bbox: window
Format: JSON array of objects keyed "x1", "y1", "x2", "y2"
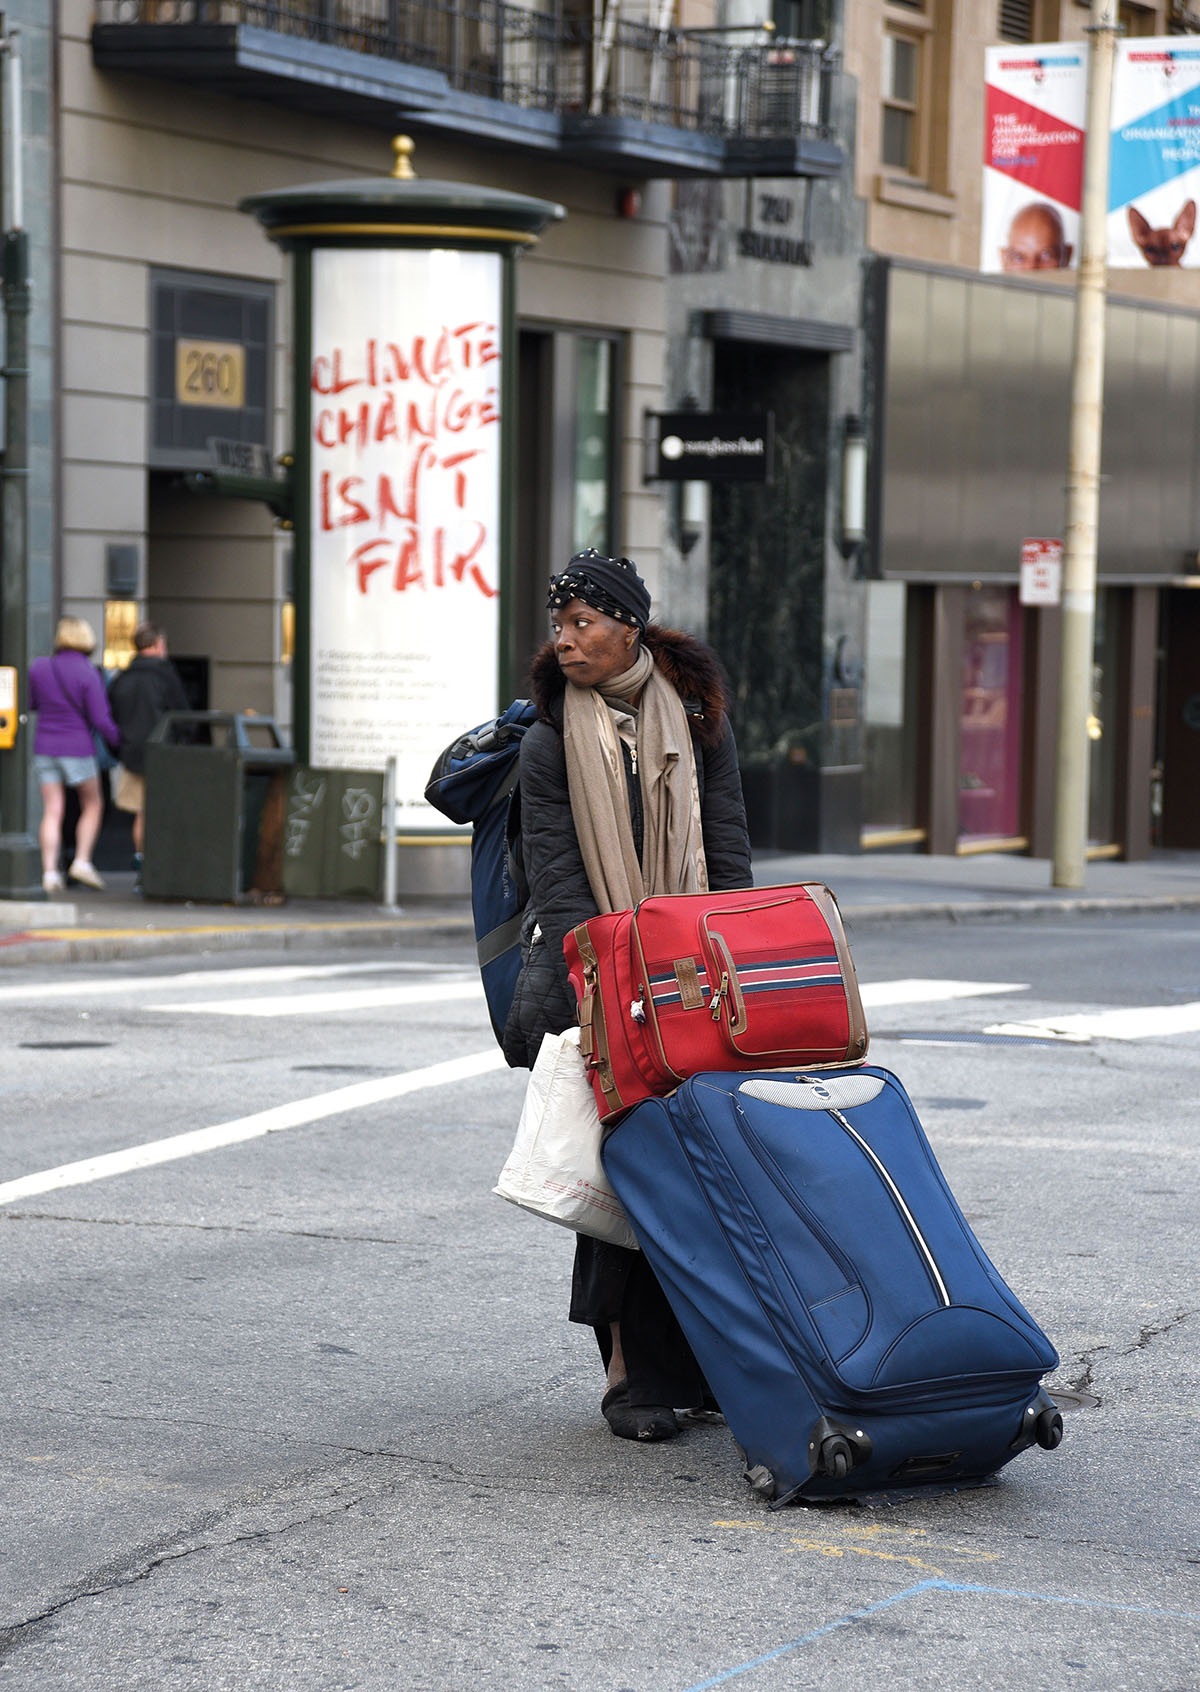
[
  {"x1": 998, "y1": 0, "x2": 1034, "y2": 41},
  {"x1": 572, "y1": 337, "x2": 616, "y2": 555},
  {"x1": 103, "y1": 600, "x2": 139, "y2": 672},
  {"x1": 771, "y1": 0, "x2": 832, "y2": 40},
  {"x1": 149, "y1": 268, "x2": 273, "y2": 473},
  {"x1": 882, "y1": 31, "x2": 922, "y2": 171},
  {"x1": 1118, "y1": 1, "x2": 1159, "y2": 36},
  {"x1": 958, "y1": 587, "x2": 1025, "y2": 843}
]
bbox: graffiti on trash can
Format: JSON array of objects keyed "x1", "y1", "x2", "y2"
[
  {"x1": 340, "y1": 787, "x2": 377, "y2": 860},
  {"x1": 285, "y1": 770, "x2": 328, "y2": 859}
]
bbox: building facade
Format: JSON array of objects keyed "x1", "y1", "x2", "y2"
[
  {"x1": 0, "y1": 0, "x2": 868, "y2": 887},
  {"x1": 846, "y1": 0, "x2": 1200, "y2": 859},
  {"x1": 2, "y1": 0, "x2": 1195, "y2": 893}
]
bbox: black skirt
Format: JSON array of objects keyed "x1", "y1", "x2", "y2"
[{"x1": 570, "y1": 1235, "x2": 709, "y2": 1410}]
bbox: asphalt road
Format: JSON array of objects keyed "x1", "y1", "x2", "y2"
[{"x1": 2, "y1": 915, "x2": 1198, "y2": 1690}]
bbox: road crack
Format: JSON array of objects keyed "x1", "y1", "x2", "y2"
[
  {"x1": 0, "y1": 1209, "x2": 420, "y2": 1248},
  {"x1": 0, "y1": 1448, "x2": 677, "y2": 1655},
  {"x1": 1062, "y1": 1308, "x2": 1192, "y2": 1395}
]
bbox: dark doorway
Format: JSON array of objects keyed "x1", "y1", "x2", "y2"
[
  {"x1": 708, "y1": 342, "x2": 832, "y2": 847},
  {"x1": 709, "y1": 343, "x2": 829, "y2": 756},
  {"x1": 1157, "y1": 588, "x2": 1200, "y2": 847}
]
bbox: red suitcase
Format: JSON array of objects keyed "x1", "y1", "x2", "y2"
[{"x1": 564, "y1": 883, "x2": 868, "y2": 1121}]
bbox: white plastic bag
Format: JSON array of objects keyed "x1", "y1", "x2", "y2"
[{"x1": 493, "y1": 1027, "x2": 639, "y2": 1251}]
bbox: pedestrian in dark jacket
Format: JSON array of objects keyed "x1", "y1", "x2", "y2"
[
  {"x1": 28, "y1": 617, "x2": 121, "y2": 893},
  {"x1": 503, "y1": 550, "x2": 752, "y2": 1444},
  {"x1": 107, "y1": 623, "x2": 190, "y2": 871}
]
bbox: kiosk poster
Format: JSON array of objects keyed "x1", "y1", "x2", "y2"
[
  {"x1": 308, "y1": 246, "x2": 502, "y2": 819},
  {"x1": 982, "y1": 45, "x2": 1086, "y2": 274},
  {"x1": 1109, "y1": 40, "x2": 1200, "y2": 268}
]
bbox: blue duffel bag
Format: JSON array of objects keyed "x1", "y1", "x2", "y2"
[{"x1": 424, "y1": 699, "x2": 538, "y2": 1045}]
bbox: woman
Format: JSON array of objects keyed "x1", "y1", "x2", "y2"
[
  {"x1": 504, "y1": 549, "x2": 752, "y2": 1443},
  {"x1": 28, "y1": 617, "x2": 121, "y2": 894}
]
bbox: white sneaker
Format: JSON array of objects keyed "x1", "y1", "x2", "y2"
[
  {"x1": 67, "y1": 860, "x2": 105, "y2": 890},
  {"x1": 42, "y1": 870, "x2": 65, "y2": 894}
]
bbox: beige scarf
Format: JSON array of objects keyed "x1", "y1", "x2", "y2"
[{"x1": 562, "y1": 645, "x2": 709, "y2": 914}]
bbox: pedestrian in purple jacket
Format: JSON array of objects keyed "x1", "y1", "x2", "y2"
[{"x1": 27, "y1": 617, "x2": 121, "y2": 894}]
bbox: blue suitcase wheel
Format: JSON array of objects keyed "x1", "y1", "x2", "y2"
[
  {"x1": 1035, "y1": 1408, "x2": 1064, "y2": 1450},
  {"x1": 819, "y1": 1435, "x2": 853, "y2": 1478},
  {"x1": 808, "y1": 1417, "x2": 872, "y2": 1481}
]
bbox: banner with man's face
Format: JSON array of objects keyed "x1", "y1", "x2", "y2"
[{"x1": 981, "y1": 46, "x2": 1085, "y2": 276}]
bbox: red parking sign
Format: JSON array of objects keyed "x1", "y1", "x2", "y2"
[{"x1": 1020, "y1": 538, "x2": 1062, "y2": 605}]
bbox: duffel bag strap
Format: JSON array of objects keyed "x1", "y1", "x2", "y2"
[{"x1": 574, "y1": 930, "x2": 623, "y2": 1118}]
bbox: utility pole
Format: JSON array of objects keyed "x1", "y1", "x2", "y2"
[
  {"x1": 0, "y1": 18, "x2": 38, "y2": 900},
  {"x1": 1052, "y1": 0, "x2": 1118, "y2": 889}
]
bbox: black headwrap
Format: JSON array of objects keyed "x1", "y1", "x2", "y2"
[{"x1": 546, "y1": 549, "x2": 652, "y2": 630}]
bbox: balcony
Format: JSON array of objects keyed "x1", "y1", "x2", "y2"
[{"x1": 92, "y1": 0, "x2": 845, "y2": 179}]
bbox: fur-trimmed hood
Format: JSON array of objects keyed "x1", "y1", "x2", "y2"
[{"x1": 528, "y1": 623, "x2": 731, "y2": 750}]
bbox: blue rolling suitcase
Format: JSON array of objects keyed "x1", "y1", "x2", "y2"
[{"x1": 601, "y1": 1066, "x2": 1063, "y2": 1504}]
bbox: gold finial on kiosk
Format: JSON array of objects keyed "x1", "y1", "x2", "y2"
[{"x1": 391, "y1": 136, "x2": 416, "y2": 180}]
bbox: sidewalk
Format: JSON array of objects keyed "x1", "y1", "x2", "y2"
[{"x1": 3, "y1": 847, "x2": 1200, "y2": 967}]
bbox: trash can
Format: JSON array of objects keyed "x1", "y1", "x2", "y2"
[{"x1": 142, "y1": 712, "x2": 295, "y2": 902}]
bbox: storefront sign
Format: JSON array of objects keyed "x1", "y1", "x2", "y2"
[
  {"x1": 308, "y1": 246, "x2": 501, "y2": 813},
  {"x1": 1019, "y1": 537, "x2": 1063, "y2": 604},
  {"x1": 737, "y1": 190, "x2": 810, "y2": 266},
  {"x1": 652, "y1": 411, "x2": 773, "y2": 482},
  {"x1": 207, "y1": 437, "x2": 273, "y2": 477}
]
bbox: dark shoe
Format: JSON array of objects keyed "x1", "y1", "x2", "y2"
[{"x1": 601, "y1": 1382, "x2": 679, "y2": 1442}]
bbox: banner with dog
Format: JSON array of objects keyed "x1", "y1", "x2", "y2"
[
  {"x1": 983, "y1": 40, "x2": 1199, "y2": 273},
  {"x1": 1109, "y1": 40, "x2": 1200, "y2": 269}
]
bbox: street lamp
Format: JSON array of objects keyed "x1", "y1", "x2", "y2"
[{"x1": 840, "y1": 414, "x2": 867, "y2": 557}]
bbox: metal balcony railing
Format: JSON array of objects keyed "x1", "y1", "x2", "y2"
[{"x1": 94, "y1": 0, "x2": 838, "y2": 141}]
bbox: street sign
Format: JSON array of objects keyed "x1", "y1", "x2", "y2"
[
  {"x1": 207, "y1": 437, "x2": 274, "y2": 477},
  {"x1": 649, "y1": 411, "x2": 773, "y2": 482},
  {"x1": 1020, "y1": 537, "x2": 1063, "y2": 605}
]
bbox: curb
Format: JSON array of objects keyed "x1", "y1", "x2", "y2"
[
  {"x1": 2, "y1": 889, "x2": 1199, "y2": 966},
  {"x1": 0, "y1": 911, "x2": 475, "y2": 967},
  {"x1": 837, "y1": 893, "x2": 1200, "y2": 928}
]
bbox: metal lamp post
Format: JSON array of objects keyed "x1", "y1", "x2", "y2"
[{"x1": 0, "y1": 23, "x2": 38, "y2": 900}]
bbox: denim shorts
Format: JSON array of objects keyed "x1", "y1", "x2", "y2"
[{"x1": 33, "y1": 752, "x2": 98, "y2": 787}]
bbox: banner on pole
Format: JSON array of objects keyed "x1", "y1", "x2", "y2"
[
  {"x1": 981, "y1": 46, "x2": 1086, "y2": 274},
  {"x1": 1108, "y1": 40, "x2": 1200, "y2": 269}
]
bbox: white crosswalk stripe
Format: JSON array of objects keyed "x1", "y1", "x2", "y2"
[
  {"x1": 858, "y1": 979, "x2": 1028, "y2": 1007},
  {"x1": 0, "y1": 960, "x2": 469, "y2": 1004},
  {"x1": 986, "y1": 1003, "x2": 1200, "y2": 1041},
  {"x1": 0, "y1": 1048, "x2": 508, "y2": 1207},
  {"x1": 152, "y1": 981, "x2": 485, "y2": 1016},
  {"x1": 9, "y1": 962, "x2": 1199, "y2": 1042}
]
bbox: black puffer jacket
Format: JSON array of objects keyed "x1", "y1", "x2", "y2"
[{"x1": 501, "y1": 625, "x2": 752, "y2": 1069}]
